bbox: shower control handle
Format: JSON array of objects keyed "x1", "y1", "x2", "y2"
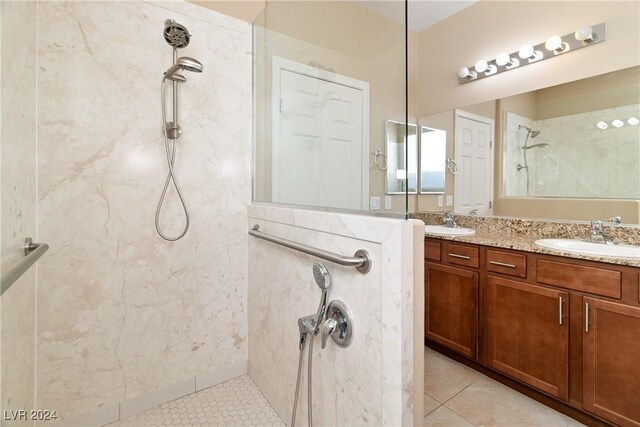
[{"x1": 321, "y1": 318, "x2": 338, "y2": 349}]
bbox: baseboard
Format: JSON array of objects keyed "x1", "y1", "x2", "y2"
[{"x1": 59, "y1": 360, "x2": 248, "y2": 427}]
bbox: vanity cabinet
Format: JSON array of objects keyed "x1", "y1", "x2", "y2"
[
  {"x1": 424, "y1": 237, "x2": 640, "y2": 426},
  {"x1": 425, "y1": 263, "x2": 477, "y2": 358},
  {"x1": 583, "y1": 298, "x2": 640, "y2": 427},
  {"x1": 485, "y1": 276, "x2": 569, "y2": 400}
]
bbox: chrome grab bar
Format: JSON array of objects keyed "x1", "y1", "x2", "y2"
[
  {"x1": 1, "y1": 237, "x2": 50, "y2": 296},
  {"x1": 248, "y1": 225, "x2": 371, "y2": 273}
]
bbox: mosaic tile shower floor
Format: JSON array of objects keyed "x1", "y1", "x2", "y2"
[{"x1": 107, "y1": 376, "x2": 284, "y2": 427}]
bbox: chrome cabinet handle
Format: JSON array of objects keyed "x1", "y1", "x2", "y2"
[
  {"x1": 585, "y1": 302, "x2": 590, "y2": 332},
  {"x1": 489, "y1": 260, "x2": 517, "y2": 268},
  {"x1": 558, "y1": 296, "x2": 564, "y2": 325},
  {"x1": 449, "y1": 253, "x2": 471, "y2": 260}
]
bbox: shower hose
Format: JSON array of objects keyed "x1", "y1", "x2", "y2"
[
  {"x1": 291, "y1": 329, "x2": 315, "y2": 427},
  {"x1": 155, "y1": 79, "x2": 190, "y2": 241}
]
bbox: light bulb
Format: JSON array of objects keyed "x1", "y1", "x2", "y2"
[
  {"x1": 612, "y1": 119, "x2": 624, "y2": 128},
  {"x1": 627, "y1": 117, "x2": 639, "y2": 126},
  {"x1": 575, "y1": 25, "x2": 594, "y2": 42},
  {"x1": 596, "y1": 121, "x2": 608, "y2": 130},
  {"x1": 457, "y1": 66, "x2": 475, "y2": 79},
  {"x1": 519, "y1": 44, "x2": 534, "y2": 59},
  {"x1": 545, "y1": 36, "x2": 566, "y2": 53},
  {"x1": 496, "y1": 53, "x2": 511, "y2": 66},
  {"x1": 475, "y1": 60, "x2": 488, "y2": 73}
]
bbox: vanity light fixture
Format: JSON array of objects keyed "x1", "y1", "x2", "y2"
[
  {"x1": 496, "y1": 52, "x2": 519, "y2": 68},
  {"x1": 545, "y1": 35, "x2": 568, "y2": 53},
  {"x1": 457, "y1": 66, "x2": 477, "y2": 80},
  {"x1": 518, "y1": 44, "x2": 543, "y2": 62},
  {"x1": 474, "y1": 59, "x2": 497, "y2": 75},
  {"x1": 611, "y1": 119, "x2": 624, "y2": 128},
  {"x1": 457, "y1": 23, "x2": 605, "y2": 84},
  {"x1": 575, "y1": 25, "x2": 596, "y2": 43},
  {"x1": 627, "y1": 117, "x2": 639, "y2": 126},
  {"x1": 596, "y1": 121, "x2": 608, "y2": 130}
]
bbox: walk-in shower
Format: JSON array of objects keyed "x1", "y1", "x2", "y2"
[
  {"x1": 155, "y1": 19, "x2": 204, "y2": 241},
  {"x1": 516, "y1": 124, "x2": 548, "y2": 195}
]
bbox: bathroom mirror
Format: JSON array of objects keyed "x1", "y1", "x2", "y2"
[
  {"x1": 385, "y1": 120, "x2": 418, "y2": 194},
  {"x1": 413, "y1": 66, "x2": 640, "y2": 224},
  {"x1": 419, "y1": 126, "x2": 446, "y2": 194}
]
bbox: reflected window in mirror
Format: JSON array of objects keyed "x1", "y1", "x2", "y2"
[
  {"x1": 419, "y1": 126, "x2": 446, "y2": 194},
  {"x1": 385, "y1": 120, "x2": 418, "y2": 194}
]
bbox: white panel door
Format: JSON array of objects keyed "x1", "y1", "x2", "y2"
[
  {"x1": 272, "y1": 58, "x2": 369, "y2": 210},
  {"x1": 454, "y1": 111, "x2": 494, "y2": 215}
]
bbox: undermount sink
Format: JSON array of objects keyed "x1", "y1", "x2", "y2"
[
  {"x1": 424, "y1": 225, "x2": 476, "y2": 236},
  {"x1": 535, "y1": 239, "x2": 640, "y2": 259}
]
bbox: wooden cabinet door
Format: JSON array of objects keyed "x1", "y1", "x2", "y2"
[
  {"x1": 426, "y1": 263, "x2": 478, "y2": 358},
  {"x1": 583, "y1": 298, "x2": 640, "y2": 427},
  {"x1": 485, "y1": 276, "x2": 569, "y2": 400}
]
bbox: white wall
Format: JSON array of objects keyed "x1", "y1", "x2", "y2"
[
  {"x1": 1, "y1": 1, "x2": 38, "y2": 423},
  {"x1": 247, "y1": 205, "x2": 424, "y2": 426},
  {"x1": 34, "y1": 1, "x2": 251, "y2": 422}
]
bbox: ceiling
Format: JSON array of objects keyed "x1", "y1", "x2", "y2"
[
  {"x1": 360, "y1": 0, "x2": 477, "y2": 32},
  {"x1": 193, "y1": 1, "x2": 477, "y2": 32}
]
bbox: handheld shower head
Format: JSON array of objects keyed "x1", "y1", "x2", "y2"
[
  {"x1": 312, "y1": 262, "x2": 331, "y2": 290},
  {"x1": 164, "y1": 57, "x2": 203, "y2": 81},
  {"x1": 164, "y1": 19, "x2": 191, "y2": 48}
]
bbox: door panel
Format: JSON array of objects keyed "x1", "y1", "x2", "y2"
[
  {"x1": 583, "y1": 298, "x2": 640, "y2": 427},
  {"x1": 485, "y1": 276, "x2": 569, "y2": 400},
  {"x1": 426, "y1": 263, "x2": 478, "y2": 358},
  {"x1": 454, "y1": 112, "x2": 493, "y2": 215},
  {"x1": 274, "y1": 67, "x2": 365, "y2": 210}
]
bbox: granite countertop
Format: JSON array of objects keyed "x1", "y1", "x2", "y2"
[
  {"x1": 423, "y1": 230, "x2": 640, "y2": 268},
  {"x1": 411, "y1": 212, "x2": 640, "y2": 268}
]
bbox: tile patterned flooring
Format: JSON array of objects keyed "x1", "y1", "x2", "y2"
[
  {"x1": 423, "y1": 347, "x2": 585, "y2": 427},
  {"x1": 108, "y1": 376, "x2": 283, "y2": 427}
]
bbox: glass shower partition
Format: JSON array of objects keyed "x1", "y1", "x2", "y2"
[{"x1": 253, "y1": 0, "x2": 409, "y2": 218}]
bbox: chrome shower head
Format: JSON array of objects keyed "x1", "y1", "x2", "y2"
[
  {"x1": 518, "y1": 124, "x2": 541, "y2": 138},
  {"x1": 164, "y1": 19, "x2": 191, "y2": 48},
  {"x1": 163, "y1": 57, "x2": 204, "y2": 80},
  {"x1": 312, "y1": 262, "x2": 331, "y2": 290},
  {"x1": 165, "y1": 73, "x2": 187, "y2": 83}
]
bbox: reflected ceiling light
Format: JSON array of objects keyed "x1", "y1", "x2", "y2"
[
  {"x1": 627, "y1": 117, "x2": 639, "y2": 126},
  {"x1": 496, "y1": 52, "x2": 519, "y2": 68},
  {"x1": 395, "y1": 169, "x2": 407, "y2": 180},
  {"x1": 596, "y1": 121, "x2": 608, "y2": 130},
  {"x1": 457, "y1": 23, "x2": 605, "y2": 84},
  {"x1": 612, "y1": 119, "x2": 624, "y2": 128},
  {"x1": 457, "y1": 66, "x2": 477, "y2": 80},
  {"x1": 575, "y1": 25, "x2": 595, "y2": 43},
  {"x1": 545, "y1": 36, "x2": 568, "y2": 53}
]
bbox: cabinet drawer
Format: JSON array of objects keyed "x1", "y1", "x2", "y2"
[
  {"x1": 446, "y1": 244, "x2": 479, "y2": 268},
  {"x1": 425, "y1": 240, "x2": 441, "y2": 261},
  {"x1": 536, "y1": 259, "x2": 621, "y2": 299},
  {"x1": 486, "y1": 249, "x2": 527, "y2": 278}
]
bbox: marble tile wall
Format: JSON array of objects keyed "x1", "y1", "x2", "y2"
[
  {"x1": 35, "y1": 0, "x2": 251, "y2": 421},
  {"x1": 247, "y1": 205, "x2": 423, "y2": 426},
  {"x1": 1, "y1": 1, "x2": 38, "y2": 424},
  {"x1": 504, "y1": 106, "x2": 640, "y2": 199}
]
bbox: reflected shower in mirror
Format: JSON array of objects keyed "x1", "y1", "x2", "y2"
[
  {"x1": 419, "y1": 126, "x2": 446, "y2": 194},
  {"x1": 385, "y1": 120, "x2": 417, "y2": 194}
]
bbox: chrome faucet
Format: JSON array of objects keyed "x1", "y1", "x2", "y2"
[
  {"x1": 609, "y1": 216, "x2": 622, "y2": 226},
  {"x1": 589, "y1": 220, "x2": 616, "y2": 245},
  {"x1": 443, "y1": 211, "x2": 457, "y2": 228},
  {"x1": 590, "y1": 221, "x2": 606, "y2": 244},
  {"x1": 469, "y1": 209, "x2": 478, "y2": 216}
]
